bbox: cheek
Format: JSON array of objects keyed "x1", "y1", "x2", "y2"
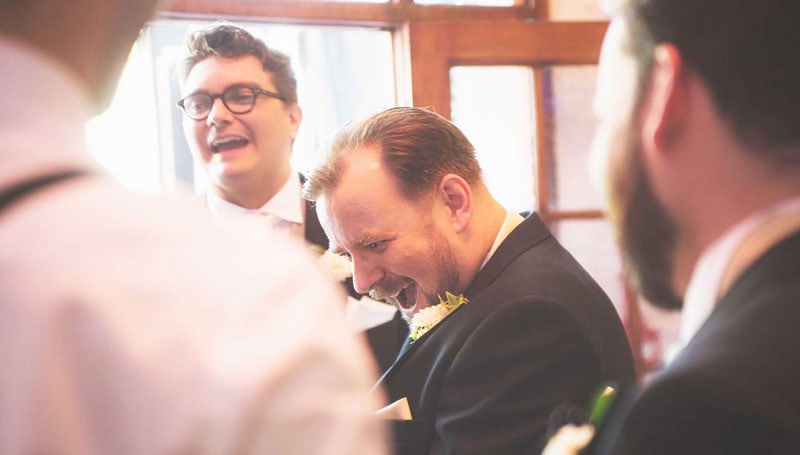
[
  {"x1": 254, "y1": 110, "x2": 294, "y2": 145},
  {"x1": 183, "y1": 119, "x2": 206, "y2": 147},
  {"x1": 242, "y1": 114, "x2": 271, "y2": 146}
]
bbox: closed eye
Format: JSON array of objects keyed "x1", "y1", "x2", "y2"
[{"x1": 355, "y1": 235, "x2": 393, "y2": 253}]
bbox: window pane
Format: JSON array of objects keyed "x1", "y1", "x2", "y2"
[
  {"x1": 548, "y1": 218, "x2": 626, "y2": 318},
  {"x1": 86, "y1": 43, "x2": 162, "y2": 193},
  {"x1": 450, "y1": 66, "x2": 536, "y2": 213},
  {"x1": 86, "y1": 19, "x2": 396, "y2": 193},
  {"x1": 543, "y1": 65, "x2": 603, "y2": 212}
]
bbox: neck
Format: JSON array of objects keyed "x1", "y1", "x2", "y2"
[
  {"x1": 216, "y1": 168, "x2": 293, "y2": 210},
  {"x1": 674, "y1": 154, "x2": 800, "y2": 297},
  {"x1": 458, "y1": 192, "x2": 508, "y2": 291}
]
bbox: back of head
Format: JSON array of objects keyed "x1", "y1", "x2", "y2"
[
  {"x1": 621, "y1": 0, "x2": 800, "y2": 160},
  {"x1": 178, "y1": 23, "x2": 298, "y2": 104},
  {"x1": 304, "y1": 107, "x2": 483, "y2": 201},
  {"x1": 0, "y1": 0, "x2": 161, "y2": 113}
]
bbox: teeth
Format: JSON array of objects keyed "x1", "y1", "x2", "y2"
[
  {"x1": 211, "y1": 136, "x2": 247, "y2": 152},
  {"x1": 214, "y1": 137, "x2": 240, "y2": 145}
]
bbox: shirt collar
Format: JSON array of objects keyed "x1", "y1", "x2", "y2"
[
  {"x1": 258, "y1": 173, "x2": 304, "y2": 224},
  {"x1": 480, "y1": 209, "x2": 525, "y2": 270},
  {"x1": 206, "y1": 173, "x2": 304, "y2": 225},
  {"x1": 681, "y1": 195, "x2": 800, "y2": 349}
]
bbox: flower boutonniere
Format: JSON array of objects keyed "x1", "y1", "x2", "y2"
[
  {"x1": 312, "y1": 246, "x2": 353, "y2": 282},
  {"x1": 409, "y1": 292, "x2": 469, "y2": 342}
]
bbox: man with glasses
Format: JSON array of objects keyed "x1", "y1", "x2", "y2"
[{"x1": 177, "y1": 23, "x2": 406, "y2": 374}]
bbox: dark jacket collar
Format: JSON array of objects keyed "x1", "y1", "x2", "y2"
[
  {"x1": 714, "y1": 228, "x2": 800, "y2": 316},
  {"x1": 464, "y1": 212, "x2": 552, "y2": 298},
  {"x1": 377, "y1": 213, "x2": 552, "y2": 385}
]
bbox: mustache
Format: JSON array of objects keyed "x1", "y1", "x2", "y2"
[{"x1": 368, "y1": 277, "x2": 413, "y2": 301}]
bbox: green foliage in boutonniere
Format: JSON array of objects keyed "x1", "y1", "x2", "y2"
[
  {"x1": 409, "y1": 292, "x2": 469, "y2": 342},
  {"x1": 541, "y1": 384, "x2": 617, "y2": 455}
]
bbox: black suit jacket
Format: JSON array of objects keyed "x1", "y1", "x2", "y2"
[
  {"x1": 304, "y1": 189, "x2": 407, "y2": 373},
  {"x1": 597, "y1": 230, "x2": 800, "y2": 455},
  {"x1": 379, "y1": 213, "x2": 635, "y2": 454}
]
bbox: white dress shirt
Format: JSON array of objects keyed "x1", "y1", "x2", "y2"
[
  {"x1": 0, "y1": 36, "x2": 386, "y2": 455},
  {"x1": 680, "y1": 196, "x2": 800, "y2": 350},
  {"x1": 206, "y1": 173, "x2": 305, "y2": 239}
]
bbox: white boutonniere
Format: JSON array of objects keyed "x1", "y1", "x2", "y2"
[
  {"x1": 313, "y1": 246, "x2": 353, "y2": 282},
  {"x1": 409, "y1": 292, "x2": 468, "y2": 342}
]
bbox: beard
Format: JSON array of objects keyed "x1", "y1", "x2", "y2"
[
  {"x1": 430, "y1": 232, "x2": 462, "y2": 303},
  {"x1": 370, "y1": 226, "x2": 462, "y2": 321},
  {"x1": 606, "y1": 122, "x2": 683, "y2": 310}
]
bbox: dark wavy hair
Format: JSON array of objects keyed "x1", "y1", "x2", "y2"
[{"x1": 177, "y1": 22, "x2": 297, "y2": 104}]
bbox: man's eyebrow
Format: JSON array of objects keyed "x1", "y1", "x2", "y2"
[
  {"x1": 330, "y1": 233, "x2": 385, "y2": 255},
  {"x1": 356, "y1": 234, "x2": 379, "y2": 247}
]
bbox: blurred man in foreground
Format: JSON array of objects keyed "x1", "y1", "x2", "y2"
[{"x1": 0, "y1": 1, "x2": 386, "y2": 453}]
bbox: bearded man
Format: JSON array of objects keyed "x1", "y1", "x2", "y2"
[
  {"x1": 304, "y1": 106, "x2": 634, "y2": 454},
  {"x1": 586, "y1": 0, "x2": 800, "y2": 452}
]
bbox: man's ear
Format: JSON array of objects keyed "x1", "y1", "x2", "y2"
[
  {"x1": 288, "y1": 103, "x2": 303, "y2": 140},
  {"x1": 437, "y1": 174, "x2": 473, "y2": 233},
  {"x1": 640, "y1": 44, "x2": 688, "y2": 154}
]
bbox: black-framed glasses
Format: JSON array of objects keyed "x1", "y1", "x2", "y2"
[{"x1": 177, "y1": 85, "x2": 288, "y2": 120}]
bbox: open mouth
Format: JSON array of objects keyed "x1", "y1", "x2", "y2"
[
  {"x1": 211, "y1": 136, "x2": 248, "y2": 153},
  {"x1": 394, "y1": 282, "x2": 418, "y2": 310}
]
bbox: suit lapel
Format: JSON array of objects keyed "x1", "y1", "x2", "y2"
[
  {"x1": 464, "y1": 213, "x2": 552, "y2": 298},
  {"x1": 376, "y1": 336, "x2": 413, "y2": 387},
  {"x1": 714, "y1": 229, "x2": 800, "y2": 316},
  {"x1": 378, "y1": 213, "x2": 553, "y2": 386}
]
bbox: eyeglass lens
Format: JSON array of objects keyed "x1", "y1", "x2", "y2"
[{"x1": 182, "y1": 86, "x2": 258, "y2": 119}]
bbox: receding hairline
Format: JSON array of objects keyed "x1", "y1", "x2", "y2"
[{"x1": 303, "y1": 142, "x2": 378, "y2": 202}]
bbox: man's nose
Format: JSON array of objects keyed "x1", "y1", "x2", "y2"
[
  {"x1": 206, "y1": 98, "x2": 233, "y2": 126},
  {"x1": 352, "y1": 257, "x2": 383, "y2": 295}
]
